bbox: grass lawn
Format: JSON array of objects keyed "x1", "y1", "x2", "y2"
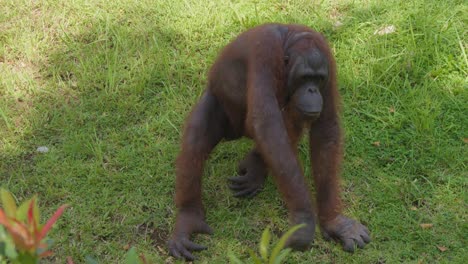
[{"x1": 1, "y1": 0, "x2": 466, "y2": 263}]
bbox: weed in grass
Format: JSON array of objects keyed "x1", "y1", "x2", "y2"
[{"x1": 0, "y1": 0, "x2": 466, "y2": 263}]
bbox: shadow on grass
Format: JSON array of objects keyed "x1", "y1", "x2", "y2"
[{"x1": 1, "y1": 8, "x2": 198, "y2": 262}]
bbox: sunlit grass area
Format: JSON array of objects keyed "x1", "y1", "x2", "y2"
[{"x1": 0, "y1": 0, "x2": 466, "y2": 263}]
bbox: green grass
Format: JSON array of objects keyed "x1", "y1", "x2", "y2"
[{"x1": 0, "y1": 0, "x2": 466, "y2": 263}]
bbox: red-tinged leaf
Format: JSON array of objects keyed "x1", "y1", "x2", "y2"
[
  {"x1": 67, "y1": 256, "x2": 75, "y2": 264},
  {"x1": 0, "y1": 209, "x2": 9, "y2": 225},
  {"x1": 420, "y1": 223, "x2": 433, "y2": 229},
  {"x1": 437, "y1": 245, "x2": 448, "y2": 252},
  {"x1": 5, "y1": 220, "x2": 34, "y2": 250},
  {"x1": 39, "y1": 250, "x2": 53, "y2": 258},
  {"x1": 27, "y1": 198, "x2": 34, "y2": 225},
  {"x1": 37, "y1": 242, "x2": 49, "y2": 251},
  {"x1": 27, "y1": 198, "x2": 40, "y2": 241},
  {"x1": 38, "y1": 204, "x2": 68, "y2": 241},
  {"x1": 0, "y1": 189, "x2": 17, "y2": 218}
]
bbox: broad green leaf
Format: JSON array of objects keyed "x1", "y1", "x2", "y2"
[
  {"x1": 269, "y1": 224, "x2": 305, "y2": 264},
  {"x1": 260, "y1": 227, "x2": 271, "y2": 261},
  {"x1": 227, "y1": 251, "x2": 245, "y2": 264},
  {"x1": 16, "y1": 252, "x2": 37, "y2": 264},
  {"x1": 272, "y1": 248, "x2": 292, "y2": 264},
  {"x1": 4, "y1": 242, "x2": 17, "y2": 260},
  {"x1": 0, "y1": 223, "x2": 6, "y2": 239},
  {"x1": 0, "y1": 189, "x2": 17, "y2": 218},
  {"x1": 0, "y1": 226, "x2": 18, "y2": 260},
  {"x1": 16, "y1": 199, "x2": 31, "y2": 222},
  {"x1": 85, "y1": 255, "x2": 99, "y2": 264},
  {"x1": 248, "y1": 249, "x2": 263, "y2": 264},
  {"x1": 0, "y1": 242, "x2": 6, "y2": 259},
  {"x1": 0, "y1": 242, "x2": 5, "y2": 256},
  {"x1": 125, "y1": 247, "x2": 139, "y2": 264}
]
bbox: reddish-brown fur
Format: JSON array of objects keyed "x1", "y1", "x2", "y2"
[{"x1": 168, "y1": 24, "x2": 370, "y2": 260}]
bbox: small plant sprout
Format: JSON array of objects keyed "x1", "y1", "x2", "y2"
[
  {"x1": 229, "y1": 224, "x2": 306, "y2": 264},
  {"x1": 0, "y1": 188, "x2": 68, "y2": 264}
]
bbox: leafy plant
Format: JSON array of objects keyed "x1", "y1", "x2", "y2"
[
  {"x1": 0, "y1": 189, "x2": 68, "y2": 264},
  {"x1": 124, "y1": 247, "x2": 148, "y2": 264},
  {"x1": 229, "y1": 224, "x2": 305, "y2": 264}
]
